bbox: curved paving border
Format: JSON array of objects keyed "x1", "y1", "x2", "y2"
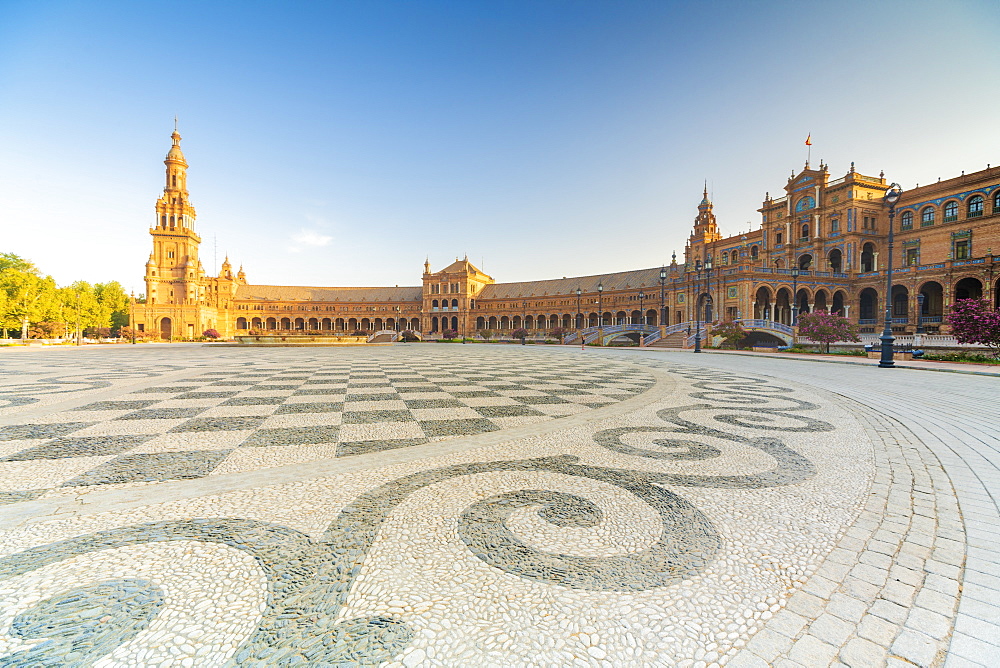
[
  {"x1": 730, "y1": 400, "x2": 963, "y2": 667},
  {"x1": 614, "y1": 349, "x2": 996, "y2": 668}
]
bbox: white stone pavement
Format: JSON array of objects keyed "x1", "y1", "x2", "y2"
[{"x1": 0, "y1": 343, "x2": 995, "y2": 666}]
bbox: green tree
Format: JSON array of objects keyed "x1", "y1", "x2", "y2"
[
  {"x1": 94, "y1": 281, "x2": 131, "y2": 334},
  {"x1": 797, "y1": 311, "x2": 860, "y2": 353},
  {"x1": 0, "y1": 253, "x2": 38, "y2": 274},
  {"x1": 59, "y1": 282, "x2": 106, "y2": 341},
  {"x1": 0, "y1": 269, "x2": 58, "y2": 339}
]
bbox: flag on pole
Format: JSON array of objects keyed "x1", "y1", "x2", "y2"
[{"x1": 805, "y1": 133, "x2": 812, "y2": 146}]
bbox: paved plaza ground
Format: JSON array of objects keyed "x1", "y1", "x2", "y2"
[{"x1": 0, "y1": 343, "x2": 996, "y2": 667}]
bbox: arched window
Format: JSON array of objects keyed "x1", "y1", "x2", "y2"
[
  {"x1": 432, "y1": 299, "x2": 439, "y2": 308},
  {"x1": 775, "y1": 232, "x2": 783, "y2": 245},
  {"x1": 967, "y1": 195, "x2": 984, "y2": 218},
  {"x1": 731, "y1": 250, "x2": 738, "y2": 264},
  {"x1": 795, "y1": 196, "x2": 815, "y2": 212},
  {"x1": 750, "y1": 245, "x2": 759, "y2": 259},
  {"x1": 451, "y1": 299, "x2": 458, "y2": 308},
  {"x1": 994, "y1": 191, "x2": 1000, "y2": 213},
  {"x1": 921, "y1": 207, "x2": 935, "y2": 226},
  {"x1": 943, "y1": 200, "x2": 958, "y2": 222},
  {"x1": 900, "y1": 211, "x2": 913, "y2": 230},
  {"x1": 169, "y1": 215, "x2": 175, "y2": 228},
  {"x1": 800, "y1": 223, "x2": 809, "y2": 239},
  {"x1": 160, "y1": 215, "x2": 166, "y2": 227}
]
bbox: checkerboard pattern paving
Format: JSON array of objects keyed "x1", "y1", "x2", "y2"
[{"x1": 0, "y1": 356, "x2": 652, "y2": 499}]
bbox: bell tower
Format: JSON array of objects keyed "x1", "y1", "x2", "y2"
[
  {"x1": 146, "y1": 123, "x2": 202, "y2": 306},
  {"x1": 690, "y1": 184, "x2": 722, "y2": 245}
]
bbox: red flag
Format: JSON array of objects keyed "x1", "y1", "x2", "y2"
[{"x1": 805, "y1": 133, "x2": 812, "y2": 146}]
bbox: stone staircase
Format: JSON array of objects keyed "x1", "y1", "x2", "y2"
[{"x1": 647, "y1": 331, "x2": 687, "y2": 348}]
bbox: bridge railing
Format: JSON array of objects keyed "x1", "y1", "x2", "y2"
[
  {"x1": 738, "y1": 319, "x2": 794, "y2": 335},
  {"x1": 368, "y1": 329, "x2": 401, "y2": 342}
]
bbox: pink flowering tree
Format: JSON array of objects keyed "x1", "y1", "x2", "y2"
[
  {"x1": 948, "y1": 299, "x2": 1000, "y2": 358},
  {"x1": 796, "y1": 310, "x2": 860, "y2": 353},
  {"x1": 711, "y1": 320, "x2": 746, "y2": 349}
]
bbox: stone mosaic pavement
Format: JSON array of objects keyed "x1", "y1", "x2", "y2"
[{"x1": 0, "y1": 344, "x2": 994, "y2": 666}]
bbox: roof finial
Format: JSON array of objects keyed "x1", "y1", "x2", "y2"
[{"x1": 703, "y1": 179, "x2": 708, "y2": 199}]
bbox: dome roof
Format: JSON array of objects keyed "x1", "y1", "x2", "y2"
[{"x1": 165, "y1": 130, "x2": 187, "y2": 164}]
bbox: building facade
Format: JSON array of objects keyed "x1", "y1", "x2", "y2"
[{"x1": 134, "y1": 132, "x2": 1000, "y2": 341}]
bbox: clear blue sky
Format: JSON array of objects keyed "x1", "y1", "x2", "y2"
[{"x1": 2, "y1": 0, "x2": 998, "y2": 292}]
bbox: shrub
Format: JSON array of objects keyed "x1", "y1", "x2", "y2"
[
  {"x1": 550, "y1": 327, "x2": 567, "y2": 340},
  {"x1": 479, "y1": 329, "x2": 496, "y2": 341},
  {"x1": 202, "y1": 329, "x2": 220, "y2": 339},
  {"x1": 442, "y1": 329, "x2": 458, "y2": 340},
  {"x1": 511, "y1": 328, "x2": 528, "y2": 341}
]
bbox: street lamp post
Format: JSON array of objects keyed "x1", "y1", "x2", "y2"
[
  {"x1": 637, "y1": 291, "x2": 645, "y2": 325},
  {"x1": 659, "y1": 266, "x2": 667, "y2": 327},
  {"x1": 879, "y1": 183, "x2": 904, "y2": 368},
  {"x1": 521, "y1": 300, "x2": 527, "y2": 344},
  {"x1": 575, "y1": 287, "x2": 582, "y2": 331},
  {"x1": 129, "y1": 292, "x2": 137, "y2": 344},
  {"x1": 75, "y1": 292, "x2": 82, "y2": 346},
  {"x1": 916, "y1": 293, "x2": 925, "y2": 335},
  {"x1": 597, "y1": 282, "x2": 604, "y2": 327},
  {"x1": 790, "y1": 267, "x2": 800, "y2": 326},
  {"x1": 694, "y1": 260, "x2": 703, "y2": 353}
]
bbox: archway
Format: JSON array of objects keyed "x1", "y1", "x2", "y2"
[
  {"x1": 831, "y1": 291, "x2": 846, "y2": 316},
  {"x1": 754, "y1": 286, "x2": 772, "y2": 320},
  {"x1": 236, "y1": 317, "x2": 247, "y2": 330},
  {"x1": 813, "y1": 289, "x2": 829, "y2": 312},
  {"x1": 954, "y1": 277, "x2": 983, "y2": 301},
  {"x1": 795, "y1": 289, "x2": 810, "y2": 316},
  {"x1": 891, "y1": 285, "x2": 909, "y2": 322},
  {"x1": 861, "y1": 243, "x2": 876, "y2": 272},
  {"x1": 775, "y1": 288, "x2": 791, "y2": 325},
  {"x1": 646, "y1": 309, "x2": 657, "y2": 325},
  {"x1": 159, "y1": 317, "x2": 172, "y2": 340},
  {"x1": 828, "y1": 249, "x2": 843, "y2": 273},
  {"x1": 798, "y1": 254, "x2": 813, "y2": 271},
  {"x1": 697, "y1": 294, "x2": 714, "y2": 323},
  {"x1": 859, "y1": 288, "x2": 879, "y2": 322}
]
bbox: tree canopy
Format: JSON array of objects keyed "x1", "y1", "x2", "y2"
[{"x1": 0, "y1": 253, "x2": 131, "y2": 339}]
